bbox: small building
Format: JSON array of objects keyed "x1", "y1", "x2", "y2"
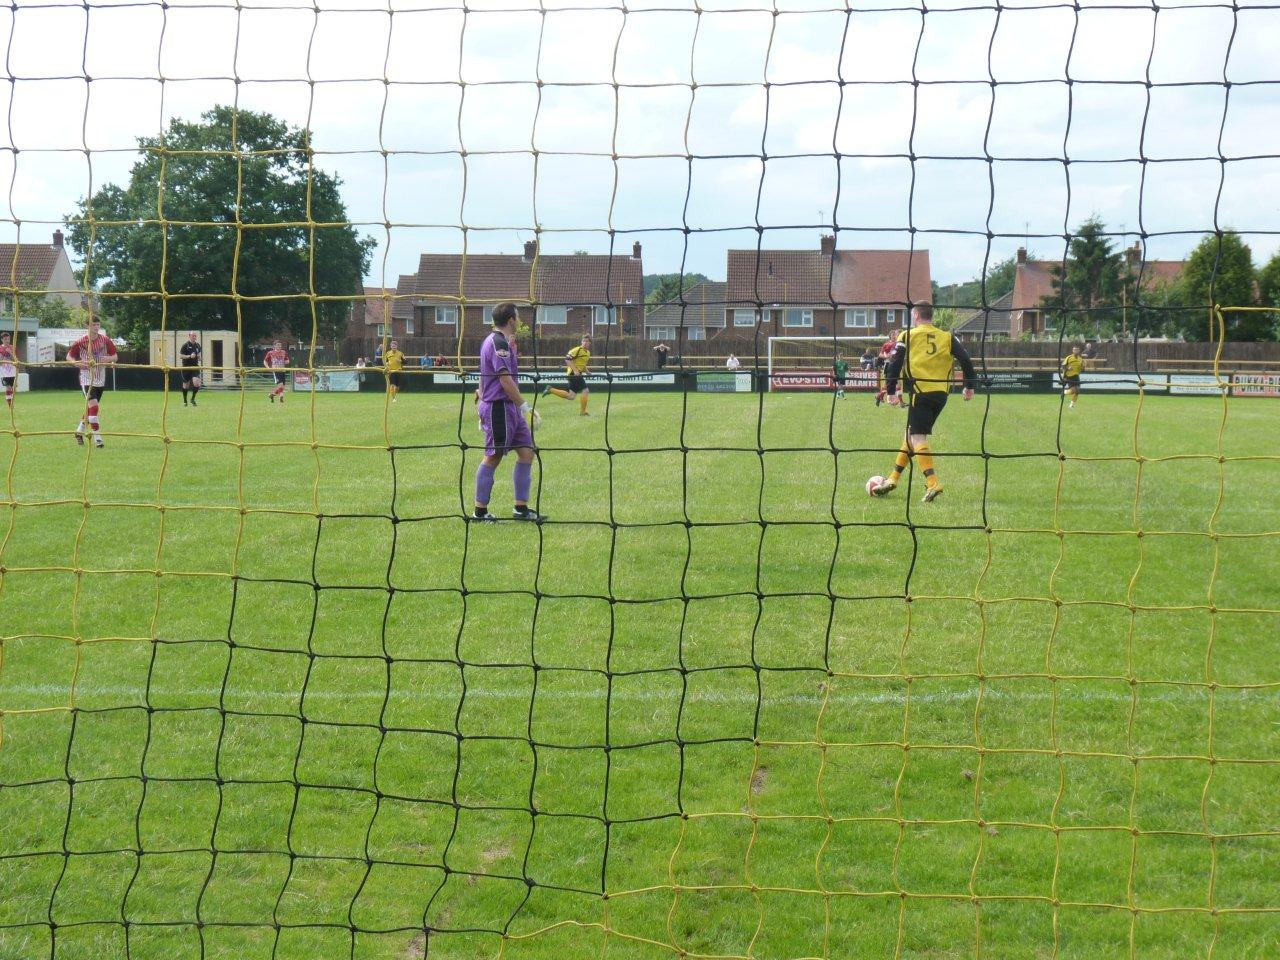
[
  {"x1": 0, "y1": 230, "x2": 80, "y2": 314},
  {"x1": 150, "y1": 330, "x2": 241, "y2": 385}
]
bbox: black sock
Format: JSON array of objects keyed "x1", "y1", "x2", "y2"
[
  {"x1": 181, "y1": 388, "x2": 188, "y2": 403},
  {"x1": 192, "y1": 387, "x2": 199, "y2": 401}
]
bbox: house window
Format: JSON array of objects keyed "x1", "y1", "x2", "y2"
[
  {"x1": 844, "y1": 308, "x2": 871, "y2": 329},
  {"x1": 376, "y1": 323, "x2": 391, "y2": 337},
  {"x1": 537, "y1": 305, "x2": 568, "y2": 325},
  {"x1": 481, "y1": 305, "x2": 494, "y2": 325},
  {"x1": 405, "y1": 319, "x2": 415, "y2": 335},
  {"x1": 733, "y1": 309, "x2": 756, "y2": 327},
  {"x1": 687, "y1": 326, "x2": 706, "y2": 341},
  {"x1": 594, "y1": 305, "x2": 616, "y2": 326},
  {"x1": 648, "y1": 326, "x2": 676, "y2": 341},
  {"x1": 435, "y1": 306, "x2": 458, "y2": 326},
  {"x1": 783, "y1": 309, "x2": 813, "y2": 328}
]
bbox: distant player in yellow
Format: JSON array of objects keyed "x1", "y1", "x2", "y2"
[
  {"x1": 544, "y1": 333, "x2": 592, "y2": 415},
  {"x1": 1061, "y1": 345, "x2": 1084, "y2": 409},
  {"x1": 871, "y1": 303, "x2": 977, "y2": 502},
  {"x1": 384, "y1": 340, "x2": 405, "y2": 402}
]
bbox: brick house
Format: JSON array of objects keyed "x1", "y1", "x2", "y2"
[
  {"x1": 347, "y1": 279, "x2": 413, "y2": 340},
  {"x1": 0, "y1": 230, "x2": 81, "y2": 316},
  {"x1": 644, "y1": 281, "x2": 735, "y2": 341},
  {"x1": 722, "y1": 236, "x2": 932, "y2": 339},
  {"x1": 953, "y1": 244, "x2": 1186, "y2": 340},
  {"x1": 390, "y1": 241, "x2": 644, "y2": 338}
]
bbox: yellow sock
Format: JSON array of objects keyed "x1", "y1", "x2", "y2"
[
  {"x1": 890, "y1": 443, "x2": 911, "y2": 479},
  {"x1": 916, "y1": 444, "x2": 938, "y2": 488},
  {"x1": 549, "y1": 388, "x2": 570, "y2": 400},
  {"x1": 579, "y1": 393, "x2": 589, "y2": 414}
]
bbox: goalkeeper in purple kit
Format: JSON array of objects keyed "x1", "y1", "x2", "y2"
[{"x1": 473, "y1": 302, "x2": 545, "y2": 523}]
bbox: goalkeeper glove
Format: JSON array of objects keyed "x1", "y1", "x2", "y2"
[{"x1": 521, "y1": 402, "x2": 541, "y2": 427}]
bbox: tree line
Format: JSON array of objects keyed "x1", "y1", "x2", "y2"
[
  {"x1": 49, "y1": 105, "x2": 1280, "y2": 346},
  {"x1": 936, "y1": 217, "x2": 1280, "y2": 342}
]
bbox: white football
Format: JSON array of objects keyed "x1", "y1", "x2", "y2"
[{"x1": 866, "y1": 475, "x2": 886, "y2": 496}]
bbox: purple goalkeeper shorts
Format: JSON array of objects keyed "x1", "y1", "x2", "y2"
[{"x1": 478, "y1": 399, "x2": 534, "y2": 457}]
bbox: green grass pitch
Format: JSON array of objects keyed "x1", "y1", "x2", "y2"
[{"x1": 0, "y1": 385, "x2": 1277, "y2": 960}]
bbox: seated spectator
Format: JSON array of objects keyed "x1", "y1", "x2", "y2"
[
  {"x1": 725, "y1": 353, "x2": 741, "y2": 370},
  {"x1": 434, "y1": 353, "x2": 448, "y2": 368},
  {"x1": 420, "y1": 354, "x2": 431, "y2": 368},
  {"x1": 860, "y1": 347, "x2": 876, "y2": 371}
]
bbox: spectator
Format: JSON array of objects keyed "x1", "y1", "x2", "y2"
[
  {"x1": 355, "y1": 357, "x2": 367, "y2": 370},
  {"x1": 374, "y1": 342, "x2": 384, "y2": 365},
  {"x1": 860, "y1": 347, "x2": 877, "y2": 371},
  {"x1": 434, "y1": 353, "x2": 448, "y2": 368},
  {"x1": 654, "y1": 342, "x2": 670, "y2": 369},
  {"x1": 1082, "y1": 341, "x2": 1097, "y2": 359},
  {"x1": 725, "y1": 353, "x2": 740, "y2": 370},
  {"x1": 420, "y1": 354, "x2": 431, "y2": 368}
]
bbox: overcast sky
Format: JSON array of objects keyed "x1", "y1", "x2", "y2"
[{"x1": 1, "y1": 0, "x2": 1278, "y2": 288}]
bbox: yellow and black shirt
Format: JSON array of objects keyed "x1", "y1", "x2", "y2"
[
  {"x1": 884, "y1": 323, "x2": 977, "y2": 395},
  {"x1": 384, "y1": 349, "x2": 405, "y2": 372},
  {"x1": 1061, "y1": 354, "x2": 1084, "y2": 379},
  {"x1": 566, "y1": 345, "x2": 591, "y2": 373}
]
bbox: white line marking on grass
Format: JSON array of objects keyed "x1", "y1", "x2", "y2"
[{"x1": 0, "y1": 683, "x2": 1222, "y2": 706}]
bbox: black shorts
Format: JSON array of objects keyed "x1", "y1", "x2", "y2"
[
  {"x1": 907, "y1": 390, "x2": 948, "y2": 435},
  {"x1": 181, "y1": 367, "x2": 200, "y2": 385},
  {"x1": 1063, "y1": 375, "x2": 1080, "y2": 389},
  {"x1": 273, "y1": 371, "x2": 287, "y2": 386},
  {"x1": 84, "y1": 385, "x2": 105, "y2": 402},
  {"x1": 389, "y1": 372, "x2": 403, "y2": 388},
  {"x1": 567, "y1": 373, "x2": 588, "y2": 393},
  {"x1": 2, "y1": 376, "x2": 13, "y2": 388}
]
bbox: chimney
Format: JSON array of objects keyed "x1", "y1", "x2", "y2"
[
  {"x1": 632, "y1": 241, "x2": 642, "y2": 260},
  {"x1": 1126, "y1": 241, "x2": 1141, "y2": 266},
  {"x1": 820, "y1": 234, "x2": 836, "y2": 256},
  {"x1": 1016, "y1": 246, "x2": 1027, "y2": 264},
  {"x1": 53, "y1": 229, "x2": 64, "y2": 249},
  {"x1": 523, "y1": 239, "x2": 538, "y2": 262}
]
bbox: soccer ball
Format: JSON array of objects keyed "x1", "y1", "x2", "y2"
[{"x1": 866, "y1": 475, "x2": 886, "y2": 496}]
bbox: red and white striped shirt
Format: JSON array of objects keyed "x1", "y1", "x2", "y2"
[{"x1": 68, "y1": 333, "x2": 117, "y2": 387}]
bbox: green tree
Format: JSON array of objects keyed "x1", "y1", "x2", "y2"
[
  {"x1": 933, "y1": 255, "x2": 1020, "y2": 308},
  {"x1": 931, "y1": 306, "x2": 958, "y2": 331},
  {"x1": 644, "y1": 272, "x2": 710, "y2": 306},
  {"x1": 28, "y1": 296, "x2": 90, "y2": 329},
  {"x1": 9, "y1": 276, "x2": 90, "y2": 328},
  {"x1": 1258, "y1": 251, "x2": 1280, "y2": 338},
  {"x1": 1177, "y1": 232, "x2": 1262, "y2": 341},
  {"x1": 66, "y1": 106, "x2": 373, "y2": 348},
  {"x1": 1042, "y1": 217, "x2": 1127, "y2": 337}
]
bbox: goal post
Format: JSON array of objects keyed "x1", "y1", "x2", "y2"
[{"x1": 765, "y1": 335, "x2": 887, "y2": 392}]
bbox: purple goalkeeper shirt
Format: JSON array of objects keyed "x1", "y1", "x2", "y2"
[{"x1": 478, "y1": 331, "x2": 518, "y2": 403}]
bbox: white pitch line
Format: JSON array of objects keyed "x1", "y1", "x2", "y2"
[{"x1": 0, "y1": 683, "x2": 1237, "y2": 707}]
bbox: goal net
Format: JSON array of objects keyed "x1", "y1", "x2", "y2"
[
  {"x1": 1, "y1": 2, "x2": 1278, "y2": 960},
  {"x1": 766, "y1": 335, "x2": 887, "y2": 391}
]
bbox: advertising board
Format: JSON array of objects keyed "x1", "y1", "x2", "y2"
[
  {"x1": 1233, "y1": 374, "x2": 1280, "y2": 397},
  {"x1": 770, "y1": 371, "x2": 833, "y2": 391},
  {"x1": 697, "y1": 372, "x2": 754, "y2": 393}
]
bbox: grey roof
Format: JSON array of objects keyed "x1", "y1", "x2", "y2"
[
  {"x1": 644, "y1": 281, "x2": 732, "y2": 327},
  {"x1": 952, "y1": 289, "x2": 1014, "y2": 337}
]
